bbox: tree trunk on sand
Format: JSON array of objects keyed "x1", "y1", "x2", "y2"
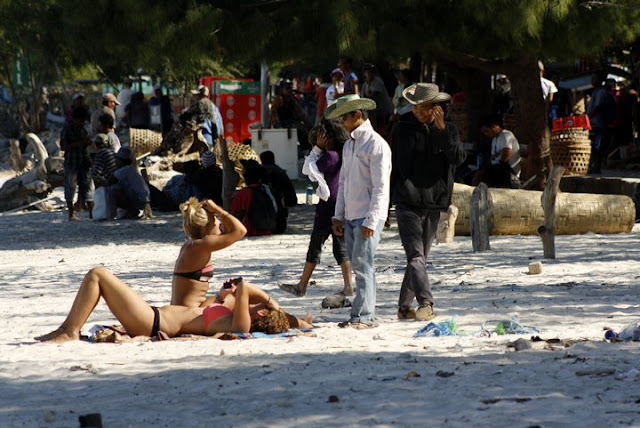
[
  {"x1": 470, "y1": 183, "x2": 491, "y2": 252},
  {"x1": 538, "y1": 166, "x2": 565, "y2": 259},
  {"x1": 220, "y1": 140, "x2": 239, "y2": 210},
  {"x1": 439, "y1": 60, "x2": 492, "y2": 145},
  {"x1": 508, "y1": 55, "x2": 549, "y2": 188}
]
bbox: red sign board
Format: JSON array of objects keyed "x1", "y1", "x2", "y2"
[{"x1": 214, "y1": 80, "x2": 261, "y2": 143}]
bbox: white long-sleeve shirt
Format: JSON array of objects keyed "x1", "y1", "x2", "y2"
[
  {"x1": 302, "y1": 146, "x2": 330, "y2": 201},
  {"x1": 333, "y1": 119, "x2": 392, "y2": 230}
]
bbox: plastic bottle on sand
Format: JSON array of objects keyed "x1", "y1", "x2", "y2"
[
  {"x1": 306, "y1": 185, "x2": 313, "y2": 205},
  {"x1": 606, "y1": 322, "x2": 640, "y2": 341},
  {"x1": 619, "y1": 322, "x2": 640, "y2": 340}
]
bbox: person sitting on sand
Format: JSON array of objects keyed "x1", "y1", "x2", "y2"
[
  {"x1": 34, "y1": 198, "x2": 310, "y2": 343},
  {"x1": 171, "y1": 198, "x2": 246, "y2": 307}
]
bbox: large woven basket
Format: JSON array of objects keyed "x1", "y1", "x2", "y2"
[
  {"x1": 550, "y1": 129, "x2": 591, "y2": 176},
  {"x1": 129, "y1": 128, "x2": 163, "y2": 159}
]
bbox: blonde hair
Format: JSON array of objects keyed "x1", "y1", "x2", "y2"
[{"x1": 180, "y1": 197, "x2": 209, "y2": 239}]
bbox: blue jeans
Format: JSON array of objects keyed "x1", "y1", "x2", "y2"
[{"x1": 344, "y1": 218, "x2": 383, "y2": 322}]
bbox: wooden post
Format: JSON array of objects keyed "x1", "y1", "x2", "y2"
[
  {"x1": 220, "y1": 139, "x2": 239, "y2": 210},
  {"x1": 9, "y1": 139, "x2": 24, "y2": 172},
  {"x1": 470, "y1": 183, "x2": 491, "y2": 252},
  {"x1": 538, "y1": 166, "x2": 565, "y2": 259},
  {"x1": 436, "y1": 205, "x2": 459, "y2": 244}
]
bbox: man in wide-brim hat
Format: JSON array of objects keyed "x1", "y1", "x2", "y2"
[
  {"x1": 390, "y1": 83, "x2": 466, "y2": 321},
  {"x1": 326, "y1": 94, "x2": 392, "y2": 329}
]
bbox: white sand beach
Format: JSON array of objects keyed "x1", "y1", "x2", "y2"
[{"x1": 1, "y1": 186, "x2": 640, "y2": 427}]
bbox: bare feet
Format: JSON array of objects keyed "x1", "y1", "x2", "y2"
[
  {"x1": 34, "y1": 327, "x2": 79, "y2": 343},
  {"x1": 278, "y1": 282, "x2": 305, "y2": 297},
  {"x1": 341, "y1": 287, "x2": 354, "y2": 297},
  {"x1": 68, "y1": 215, "x2": 81, "y2": 222},
  {"x1": 296, "y1": 314, "x2": 313, "y2": 329}
]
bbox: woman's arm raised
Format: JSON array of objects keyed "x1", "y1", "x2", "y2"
[{"x1": 198, "y1": 199, "x2": 247, "y2": 252}]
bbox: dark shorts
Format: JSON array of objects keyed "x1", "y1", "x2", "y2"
[{"x1": 306, "y1": 215, "x2": 349, "y2": 265}]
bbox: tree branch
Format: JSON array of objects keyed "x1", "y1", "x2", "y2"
[
  {"x1": 437, "y1": 51, "x2": 511, "y2": 75},
  {"x1": 581, "y1": 0, "x2": 640, "y2": 9}
]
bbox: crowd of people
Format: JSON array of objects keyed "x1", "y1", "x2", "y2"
[
  {"x1": 44, "y1": 68, "x2": 467, "y2": 337},
  {"x1": 47, "y1": 58, "x2": 640, "y2": 336},
  {"x1": 61, "y1": 91, "x2": 151, "y2": 222}
]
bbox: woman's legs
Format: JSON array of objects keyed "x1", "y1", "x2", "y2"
[
  {"x1": 295, "y1": 262, "x2": 317, "y2": 295},
  {"x1": 35, "y1": 267, "x2": 156, "y2": 342},
  {"x1": 292, "y1": 223, "x2": 331, "y2": 295}
]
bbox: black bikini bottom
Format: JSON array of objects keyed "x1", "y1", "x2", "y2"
[{"x1": 150, "y1": 306, "x2": 160, "y2": 337}]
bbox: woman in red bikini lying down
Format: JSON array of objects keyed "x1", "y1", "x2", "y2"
[{"x1": 35, "y1": 198, "x2": 311, "y2": 343}]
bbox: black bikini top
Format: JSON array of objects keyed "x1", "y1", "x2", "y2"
[{"x1": 173, "y1": 264, "x2": 214, "y2": 282}]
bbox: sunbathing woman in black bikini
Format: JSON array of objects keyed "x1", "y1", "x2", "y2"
[
  {"x1": 171, "y1": 198, "x2": 245, "y2": 308},
  {"x1": 34, "y1": 198, "x2": 306, "y2": 343}
]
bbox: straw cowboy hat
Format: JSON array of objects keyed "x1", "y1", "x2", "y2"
[
  {"x1": 402, "y1": 83, "x2": 451, "y2": 105},
  {"x1": 325, "y1": 94, "x2": 376, "y2": 120}
]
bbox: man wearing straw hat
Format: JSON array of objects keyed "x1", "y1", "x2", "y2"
[
  {"x1": 326, "y1": 94, "x2": 392, "y2": 329},
  {"x1": 391, "y1": 83, "x2": 466, "y2": 321}
]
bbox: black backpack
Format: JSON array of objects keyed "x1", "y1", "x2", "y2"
[{"x1": 249, "y1": 184, "x2": 278, "y2": 232}]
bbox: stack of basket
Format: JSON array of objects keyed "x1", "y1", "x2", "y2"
[
  {"x1": 448, "y1": 103, "x2": 467, "y2": 142},
  {"x1": 129, "y1": 128, "x2": 163, "y2": 159},
  {"x1": 550, "y1": 128, "x2": 591, "y2": 176}
]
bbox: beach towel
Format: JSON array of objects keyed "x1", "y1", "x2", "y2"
[
  {"x1": 87, "y1": 325, "x2": 315, "y2": 343},
  {"x1": 214, "y1": 329, "x2": 316, "y2": 340}
]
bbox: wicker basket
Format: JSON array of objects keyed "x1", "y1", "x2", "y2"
[
  {"x1": 129, "y1": 128, "x2": 163, "y2": 159},
  {"x1": 550, "y1": 129, "x2": 591, "y2": 176}
]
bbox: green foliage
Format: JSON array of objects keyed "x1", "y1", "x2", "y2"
[{"x1": 2, "y1": 0, "x2": 640, "y2": 89}]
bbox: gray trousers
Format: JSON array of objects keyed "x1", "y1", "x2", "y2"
[{"x1": 396, "y1": 205, "x2": 440, "y2": 308}]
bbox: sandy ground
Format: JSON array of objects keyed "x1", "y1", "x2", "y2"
[{"x1": 1, "y1": 185, "x2": 640, "y2": 428}]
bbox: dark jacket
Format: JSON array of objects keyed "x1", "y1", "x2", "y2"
[{"x1": 391, "y1": 112, "x2": 466, "y2": 211}]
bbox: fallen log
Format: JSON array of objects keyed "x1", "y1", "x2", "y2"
[
  {"x1": 436, "y1": 205, "x2": 459, "y2": 245},
  {"x1": 452, "y1": 182, "x2": 635, "y2": 236}
]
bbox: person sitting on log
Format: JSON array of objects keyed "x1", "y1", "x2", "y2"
[{"x1": 474, "y1": 115, "x2": 521, "y2": 189}]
